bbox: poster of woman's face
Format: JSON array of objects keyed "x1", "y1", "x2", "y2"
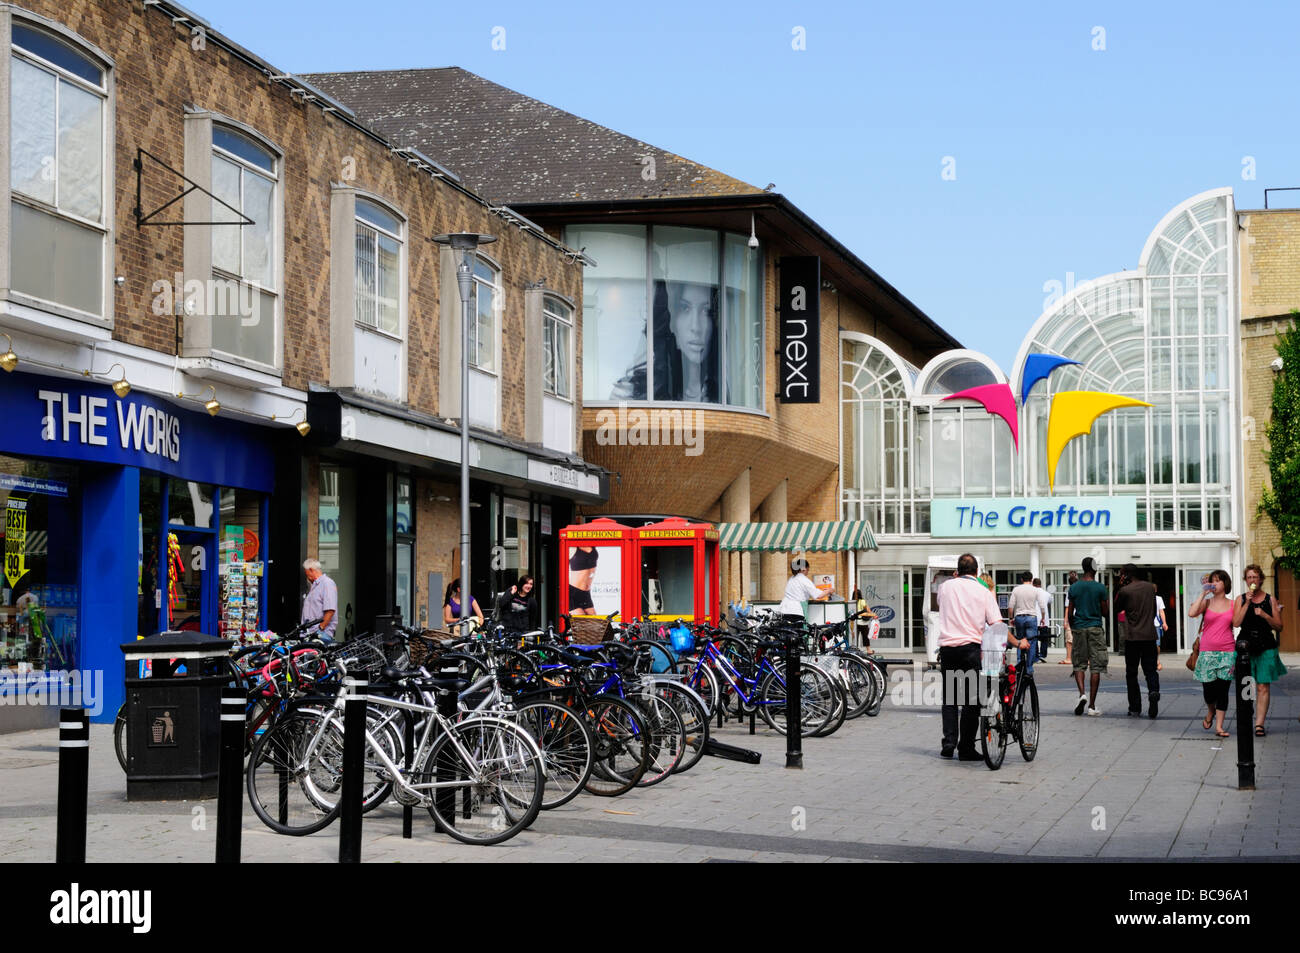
[{"x1": 654, "y1": 279, "x2": 719, "y2": 403}]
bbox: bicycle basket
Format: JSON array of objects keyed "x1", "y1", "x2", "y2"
[
  {"x1": 668, "y1": 624, "x2": 695, "y2": 654},
  {"x1": 567, "y1": 615, "x2": 611, "y2": 645},
  {"x1": 331, "y1": 633, "x2": 391, "y2": 674},
  {"x1": 407, "y1": 629, "x2": 454, "y2": 668}
]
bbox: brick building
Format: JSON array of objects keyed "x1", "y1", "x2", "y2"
[
  {"x1": 303, "y1": 67, "x2": 962, "y2": 623},
  {"x1": 0, "y1": 0, "x2": 601, "y2": 727},
  {"x1": 1237, "y1": 203, "x2": 1300, "y2": 649}
]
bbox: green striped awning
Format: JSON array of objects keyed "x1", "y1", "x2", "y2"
[{"x1": 717, "y1": 520, "x2": 877, "y2": 552}]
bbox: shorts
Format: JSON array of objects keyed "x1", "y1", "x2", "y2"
[
  {"x1": 1072, "y1": 626, "x2": 1107, "y2": 674},
  {"x1": 568, "y1": 585, "x2": 594, "y2": 613}
]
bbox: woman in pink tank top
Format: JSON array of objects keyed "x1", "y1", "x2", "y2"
[{"x1": 1189, "y1": 570, "x2": 1236, "y2": 737}]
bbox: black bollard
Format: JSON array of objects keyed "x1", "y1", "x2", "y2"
[
  {"x1": 785, "y1": 634, "x2": 803, "y2": 769},
  {"x1": 55, "y1": 708, "x2": 88, "y2": 863},
  {"x1": 1234, "y1": 637, "x2": 1256, "y2": 790},
  {"x1": 339, "y1": 676, "x2": 367, "y2": 863},
  {"x1": 215, "y1": 688, "x2": 244, "y2": 863},
  {"x1": 402, "y1": 708, "x2": 414, "y2": 839}
]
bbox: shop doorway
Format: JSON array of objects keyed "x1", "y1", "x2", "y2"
[
  {"x1": 168, "y1": 531, "x2": 216, "y2": 635},
  {"x1": 1147, "y1": 566, "x2": 1178, "y2": 654}
]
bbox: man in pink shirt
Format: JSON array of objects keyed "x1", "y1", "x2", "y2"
[{"x1": 937, "y1": 553, "x2": 1030, "y2": 760}]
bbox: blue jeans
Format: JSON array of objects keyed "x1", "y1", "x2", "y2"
[{"x1": 1013, "y1": 615, "x2": 1038, "y2": 675}]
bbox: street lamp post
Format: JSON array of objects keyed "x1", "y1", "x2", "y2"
[{"x1": 433, "y1": 232, "x2": 496, "y2": 627}]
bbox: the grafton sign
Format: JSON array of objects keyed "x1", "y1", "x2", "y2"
[
  {"x1": 930, "y1": 496, "x2": 1138, "y2": 537},
  {"x1": 777, "y1": 256, "x2": 820, "y2": 404}
]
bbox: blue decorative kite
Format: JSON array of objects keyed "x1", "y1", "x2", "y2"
[{"x1": 1020, "y1": 353, "x2": 1081, "y2": 406}]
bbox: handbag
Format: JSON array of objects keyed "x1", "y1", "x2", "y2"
[{"x1": 1185, "y1": 637, "x2": 1200, "y2": 672}]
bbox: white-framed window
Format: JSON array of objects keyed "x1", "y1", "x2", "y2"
[
  {"x1": 7, "y1": 19, "x2": 109, "y2": 318},
  {"x1": 210, "y1": 125, "x2": 278, "y2": 369},
  {"x1": 543, "y1": 296, "x2": 572, "y2": 399},
  {"x1": 355, "y1": 198, "x2": 402, "y2": 336},
  {"x1": 470, "y1": 256, "x2": 499, "y2": 372}
]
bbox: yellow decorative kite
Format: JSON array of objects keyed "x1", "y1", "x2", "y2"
[{"x1": 1047, "y1": 391, "x2": 1152, "y2": 490}]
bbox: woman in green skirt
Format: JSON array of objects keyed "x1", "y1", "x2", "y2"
[{"x1": 1233, "y1": 564, "x2": 1286, "y2": 736}]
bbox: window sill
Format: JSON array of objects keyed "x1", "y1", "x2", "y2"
[
  {"x1": 0, "y1": 294, "x2": 112, "y2": 343},
  {"x1": 355, "y1": 321, "x2": 403, "y2": 343},
  {"x1": 583, "y1": 399, "x2": 770, "y2": 419},
  {"x1": 179, "y1": 354, "x2": 283, "y2": 388}
]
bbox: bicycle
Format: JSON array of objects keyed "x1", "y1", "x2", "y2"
[
  {"x1": 246, "y1": 643, "x2": 546, "y2": 845},
  {"x1": 979, "y1": 642, "x2": 1040, "y2": 770},
  {"x1": 114, "y1": 617, "x2": 326, "y2": 772}
]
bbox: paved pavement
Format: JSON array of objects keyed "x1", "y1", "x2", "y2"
[{"x1": 2, "y1": 654, "x2": 1297, "y2": 862}]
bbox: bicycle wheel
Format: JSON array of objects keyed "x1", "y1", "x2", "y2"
[
  {"x1": 651, "y1": 680, "x2": 710, "y2": 774},
  {"x1": 863, "y1": 656, "x2": 886, "y2": 716},
  {"x1": 1016, "y1": 679, "x2": 1039, "y2": 762},
  {"x1": 980, "y1": 675, "x2": 1008, "y2": 771},
  {"x1": 246, "y1": 709, "x2": 341, "y2": 836},
  {"x1": 514, "y1": 700, "x2": 594, "y2": 809},
  {"x1": 835, "y1": 654, "x2": 878, "y2": 720},
  {"x1": 629, "y1": 692, "x2": 685, "y2": 786},
  {"x1": 630, "y1": 640, "x2": 677, "y2": 675},
  {"x1": 113, "y1": 704, "x2": 128, "y2": 773},
  {"x1": 679, "y1": 657, "x2": 720, "y2": 717},
  {"x1": 757, "y1": 664, "x2": 835, "y2": 737},
  {"x1": 582, "y1": 695, "x2": 650, "y2": 796},
  {"x1": 420, "y1": 719, "x2": 544, "y2": 845},
  {"x1": 809, "y1": 673, "x2": 847, "y2": 738}
]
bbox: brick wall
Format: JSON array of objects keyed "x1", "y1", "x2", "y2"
[
  {"x1": 1237, "y1": 210, "x2": 1300, "y2": 575},
  {"x1": 17, "y1": 0, "x2": 579, "y2": 434}
]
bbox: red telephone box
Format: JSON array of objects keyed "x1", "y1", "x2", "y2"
[
  {"x1": 633, "y1": 518, "x2": 720, "y2": 624},
  {"x1": 558, "y1": 518, "x2": 636, "y2": 623}
]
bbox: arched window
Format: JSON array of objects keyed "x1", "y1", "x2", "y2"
[
  {"x1": 354, "y1": 197, "x2": 403, "y2": 337},
  {"x1": 211, "y1": 124, "x2": 280, "y2": 369},
  {"x1": 1015, "y1": 190, "x2": 1233, "y2": 532},
  {"x1": 7, "y1": 20, "x2": 110, "y2": 318},
  {"x1": 841, "y1": 336, "x2": 913, "y2": 534}
]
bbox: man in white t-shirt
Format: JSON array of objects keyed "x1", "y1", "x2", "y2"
[{"x1": 779, "y1": 558, "x2": 828, "y2": 622}]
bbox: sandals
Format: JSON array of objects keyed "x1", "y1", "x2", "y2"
[
  {"x1": 1202, "y1": 715, "x2": 1214, "y2": 730},
  {"x1": 1255, "y1": 726, "x2": 1266, "y2": 737},
  {"x1": 1215, "y1": 729, "x2": 1231, "y2": 738}
]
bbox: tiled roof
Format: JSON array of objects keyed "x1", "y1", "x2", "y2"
[{"x1": 299, "y1": 67, "x2": 763, "y2": 205}]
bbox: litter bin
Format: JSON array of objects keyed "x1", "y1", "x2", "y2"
[{"x1": 119, "y1": 631, "x2": 232, "y2": 800}]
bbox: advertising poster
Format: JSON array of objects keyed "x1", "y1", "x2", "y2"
[{"x1": 568, "y1": 544, "x2": 621, "y2": 618}]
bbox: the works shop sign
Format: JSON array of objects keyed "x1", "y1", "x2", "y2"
[{"x1": 778, "y1": 256, "x2": 820, "y2": 404}]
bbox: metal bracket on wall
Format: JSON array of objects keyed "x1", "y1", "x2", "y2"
[{"x1": 133, "y1": 147, "x2": 255, "y2": 228}]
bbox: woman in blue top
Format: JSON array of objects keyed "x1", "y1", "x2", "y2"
[{"x1": 443, "y1": 578, "x2": 483, "y2": 628}]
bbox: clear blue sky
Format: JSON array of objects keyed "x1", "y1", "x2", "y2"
[{"x1": 187, "y1": 0, "x2": 1300, "y2": 374}]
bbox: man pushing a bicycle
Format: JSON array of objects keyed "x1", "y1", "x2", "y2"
[{"x1": 937, "y1": 554, "x2": 1030, "y2": 761}]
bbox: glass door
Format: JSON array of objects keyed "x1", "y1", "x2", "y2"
[
  {"x1": 168, "y1": 530, "x2": 215, "y2": 634},
  {"x1": 858, "y1": 569, "x2": 904, "y2": 650}
]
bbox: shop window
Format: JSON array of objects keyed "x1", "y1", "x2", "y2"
[
  {"x1": 168, "y1": 480, "x2": 214, "y2": 528},
  {"x1": 208, "y1": 124, "x2": 280, "y2": 370},
  {"x1": 394, "y1": 476, "x2": 413, "y2": 625},
  {"x1": 8, "y1": 21, "x2": 108, "y2": 318},
  {"x1": 567, "y1": 223, "x2": 763, "y2": 409},
  {"x1": 1, "y1": 457, "x2": 79, "y2": 672},
  {"x1": 318, "y1": 464, "x2": 356, "y2": 640},
  {"x1": 219, "y1": 487, "x2": 261, "y2": 563}
]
